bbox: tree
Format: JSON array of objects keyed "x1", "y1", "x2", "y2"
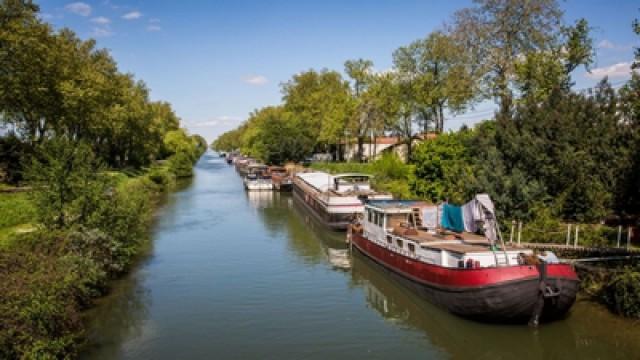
[
  {"x1": 26, "y1": 138, "x2": 110, "y2": 229},
  {"x1": 393, "y1": 31, "x2": 477, "y2": 133},
  {"x1": 633, "y1": 15, "x2": 639, "y2": 69},
  {"x1": 451, "y1": 0, "x2": 564, "y2": 115},
  {"x1": 282, "y1": 69, "x2": 353, "y2": 154},
  {"x1": 0, "y1": 1, "x2": 64, "y2": 143},
  {"x1": 514, "y1": 18, "x2": 594, "y2": 102},
  {"x1": 345, "y1": 58, "x2": 375, "y2": 162}
]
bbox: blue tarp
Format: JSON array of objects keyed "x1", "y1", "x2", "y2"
[{"x1": 441, "y1": 204, "x2": 465, "y2": 232}]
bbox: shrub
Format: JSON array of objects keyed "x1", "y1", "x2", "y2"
[
  {"x1": 147, "y1": 165, "x2": 176, "y2": 190},
  {"x1": 602, "y1": 267, "x2": 640, "y2": 318},
  {"x1": 169, "y1": 151, "x2": 195, "y2": 178}
]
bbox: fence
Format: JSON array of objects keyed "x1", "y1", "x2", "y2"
[{"x1": 508, "y1": 220, "x2": 636, "y2": 250}]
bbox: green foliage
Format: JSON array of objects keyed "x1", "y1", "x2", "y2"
[
  {"x1": 603, "y1": 268, "x2": 640, "y2": 318},
  {"x1": 411, "y1": 130, "x2": 474, "y2": 204},
  {"x1": 0, "y1": 3, "x2": 201, "y2": 175},
  {"x1": 311, "y1": 153, "x2": 415, "y2": 198},
  {"x1": 25, "y1": 139, "x2": 111, "y2": 229},
  {"x1": 169, "y1": 151, "x2": 196, "y2": 178},
  {"x1": 282, "y1": 69, "x2": 354, "y2": 147},
  {"x1": 147, "y1": 164, "x2": 176, "y2": 190},
  {"x1": 0, "y1": 133, "x2": 30, "y2": 184}
]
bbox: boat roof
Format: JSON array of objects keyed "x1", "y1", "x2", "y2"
[
  {"x1": 333, "y1": 173, "x2": 372, "y2": 180},
  {"x1": 366, "y1": 200, "x2": 424, "y2": 213},
  {"x1": 296, "y1": 171, "x2": 374, "y2": 191}
]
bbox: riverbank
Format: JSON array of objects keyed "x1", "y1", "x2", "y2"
[{"x1": 0, "y1": 154, "x2": 200, "y2": 359}]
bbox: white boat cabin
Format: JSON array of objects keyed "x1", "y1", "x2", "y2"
[{"x1": 361, "y1": 200, "x2": 537, "y2": 268}]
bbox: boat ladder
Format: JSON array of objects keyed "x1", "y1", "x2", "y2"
[{"x1": 492, "y1": 219, "x2": 511, "y2": 267}]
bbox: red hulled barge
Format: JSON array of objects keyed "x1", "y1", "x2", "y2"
[{"x1": 348, "y1": 197, "x2": 579, "y2": 325}]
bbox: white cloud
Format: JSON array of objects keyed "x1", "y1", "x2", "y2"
[
  {"x1": 65, "y1": 2, "x2": 92, "y2": 16},
  {"x1": 586, "y1": 62, "x2": 635, "y2": 79},
  {"x1": 243, "y1": 75, "x2": 268, "y2": 85},
  {"x1": 148, "y1": 18, "x2": 161, "y2": 23},
  {"x1": 39, "y1": 13, "x2": 54, "y2": 20},
  {"x1": 597, "y1": 40, "x2": 615, "y2": 49},
  {"x1": 90, "y1": 27, "x2": 113, "y2": 37},
  {"x1": 91, "y1": 16, "x2": 111, "y2": 25},
  {"x1": 191, "y1": 116, "x2": 241, "y2": 127},
  {"x1": 597, "y1": 39, "x2": 633, "y2": 51},
  {"x1": 122, "y1": 11, "x2": 142, "y2": 20},
  {"x1": 147, "y1": 25, "x2": 161, "y2": 32}
]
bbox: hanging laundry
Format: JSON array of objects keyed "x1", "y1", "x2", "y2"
[
  {"x1": 462, "y1": 201, "x2": 477, "y2": 233},
  {"x1": 421, "y1": 206, "x2": 439, "y2": 229},
  {"x1": 441, "y1": 204, "x2": 465, "y2": 233}
]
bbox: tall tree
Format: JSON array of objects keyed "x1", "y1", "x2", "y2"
[
  {"x1": 344, "y1": 58, "x2": 377, "y2": 162},
  {"x1": 451, "y1": 0, "x2": 564, "y2": 115},
  {"x1": 282, "y1": 69, "x2": 353, "y2": 155},
  {"x1": 393, "y1": 31, "x2": 477, "y2": 133}
]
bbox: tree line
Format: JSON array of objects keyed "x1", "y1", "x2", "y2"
[
  {"x1": 0, "y1": 0, "x2": 207, "y2": 183},
  {"x1": 213, "y1": 0, "x2": 593, "y2": 163},
  {"x1": 0, "y1": 2, "x2": 207, "y2": 357},
  {"x1": 214, "y1": 0, "x2": 640, "y2": 226}
]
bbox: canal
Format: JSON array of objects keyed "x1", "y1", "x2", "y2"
[{"x1": 81, "y1": 152, "x2": 640, "y2": 359}]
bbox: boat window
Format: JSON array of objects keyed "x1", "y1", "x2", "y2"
[
  {"x1": 396, "y1": 239, "x2": 403, "y2": 248},
  {"x1": 367, "y1": 209, "x2": 372, "y2": 223},
  {"x1": 408, "y1": 243, "x2": 415, "y2": 253},
  {"x1": 386, "y1": 235, "x2": 392, "y2": 244}
]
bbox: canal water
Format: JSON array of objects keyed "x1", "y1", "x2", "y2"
[{"x1": 81, "y1": 152, "x2": 640, "y2": 359}]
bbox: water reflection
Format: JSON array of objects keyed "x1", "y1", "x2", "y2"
[
  {"x1": 348, "y1": 245, "x2": 640, "y2": 359},
  {"x1": 81, "y1": 272, "x2": 151, "y2": 359}
]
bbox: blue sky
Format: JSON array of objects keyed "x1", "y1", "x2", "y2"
[{"x1": 39, "y1": 0, "x2": 639, "y2": 141}]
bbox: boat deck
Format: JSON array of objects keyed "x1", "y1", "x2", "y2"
[{"x1": 392, "y1": 228, "x2": 522, "y2": 254}]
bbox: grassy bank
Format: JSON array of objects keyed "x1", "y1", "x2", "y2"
[
  {"x1": 0, "y1": 192, "x2": 37, "y2": 248},
  {"x1": 0, "y1": 156, "x2": 194, "y2": 359}
]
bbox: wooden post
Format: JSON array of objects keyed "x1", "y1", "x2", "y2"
[
  {"x1": 627, "y1": 227, "x2": 632, "y2": 249},
  {"x1": 510, "y1": 220, "x2": 515, "y2": 244},
  {"x1": 566, "y1": 224, "x2": 571, "y2": 246},
  {"x1": 617, "y1": 225, "x2": 622, "y2": 248},
  {"x1": 517, "y1": 221, "x2": 522, "y2": 246},
  {"x1": 574, "y1": 225, "x2": 579, "y2": 248}
]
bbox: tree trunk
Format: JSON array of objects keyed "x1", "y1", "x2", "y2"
[
  {"x1": 357, "y1": 136, "x2": 364, "y2": 163},
  {"x1": 438, "y1": 104, "x2": 445, "y2": 133}
]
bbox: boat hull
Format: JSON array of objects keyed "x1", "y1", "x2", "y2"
[
  {"x1": 351, "y1": 232, "x2": 578, "y2": 323},
  {"x1": 292, "y1": 188, "x2": 352, "y2": 230},
  {"x1": 244, "y1": 181, "x2": 273, "y2": 191}
]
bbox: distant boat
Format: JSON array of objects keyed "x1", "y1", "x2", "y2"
[
  {"x1": 269, "y1": 166, "x2": 293, "y2": 192},
  {"x1": 348, "y1": 197, "x2": 579, "y2": 325},
  {"x1": 244, "y1": 164, "x2": 273, "y2": 191},
  {"x1": 292, "y1": 172, "x2": 392, "y2": 231}
]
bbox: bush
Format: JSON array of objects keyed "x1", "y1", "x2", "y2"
[
  {"x1": 147, "y1": 165, "x2": 176, "y2": 190},
  {"x1": 0, "y1": 232, "x2": 85, "y2": 359},
  {"x1": 169, "y1": 151, "x2": 195, "y2": 178},
  {"x1": 602, "y1": 267, "x2": 640, "y2": 318}
]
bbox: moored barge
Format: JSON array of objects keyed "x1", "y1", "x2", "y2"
[
  {"x1": 244, "y1": 164, "x2": 273, "y2": 191},
  {"x1": 348, "y1": 197, "x2": 579, "y2": 325},
  {"x1": 293, "y1": 172, "x2": 392, "y2": 231}
]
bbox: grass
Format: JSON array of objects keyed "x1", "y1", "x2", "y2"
[{"x1": 0, "y1": 191, "x2": 37, "y2": 248}]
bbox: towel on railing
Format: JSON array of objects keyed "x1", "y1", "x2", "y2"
[{"x1": 441, "y1": 204, "x2": 465, "y2": 233}]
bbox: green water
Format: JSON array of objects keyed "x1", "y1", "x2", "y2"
[{"x1": 80, "y1": 152, "x2": 640, "y2": 359}]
